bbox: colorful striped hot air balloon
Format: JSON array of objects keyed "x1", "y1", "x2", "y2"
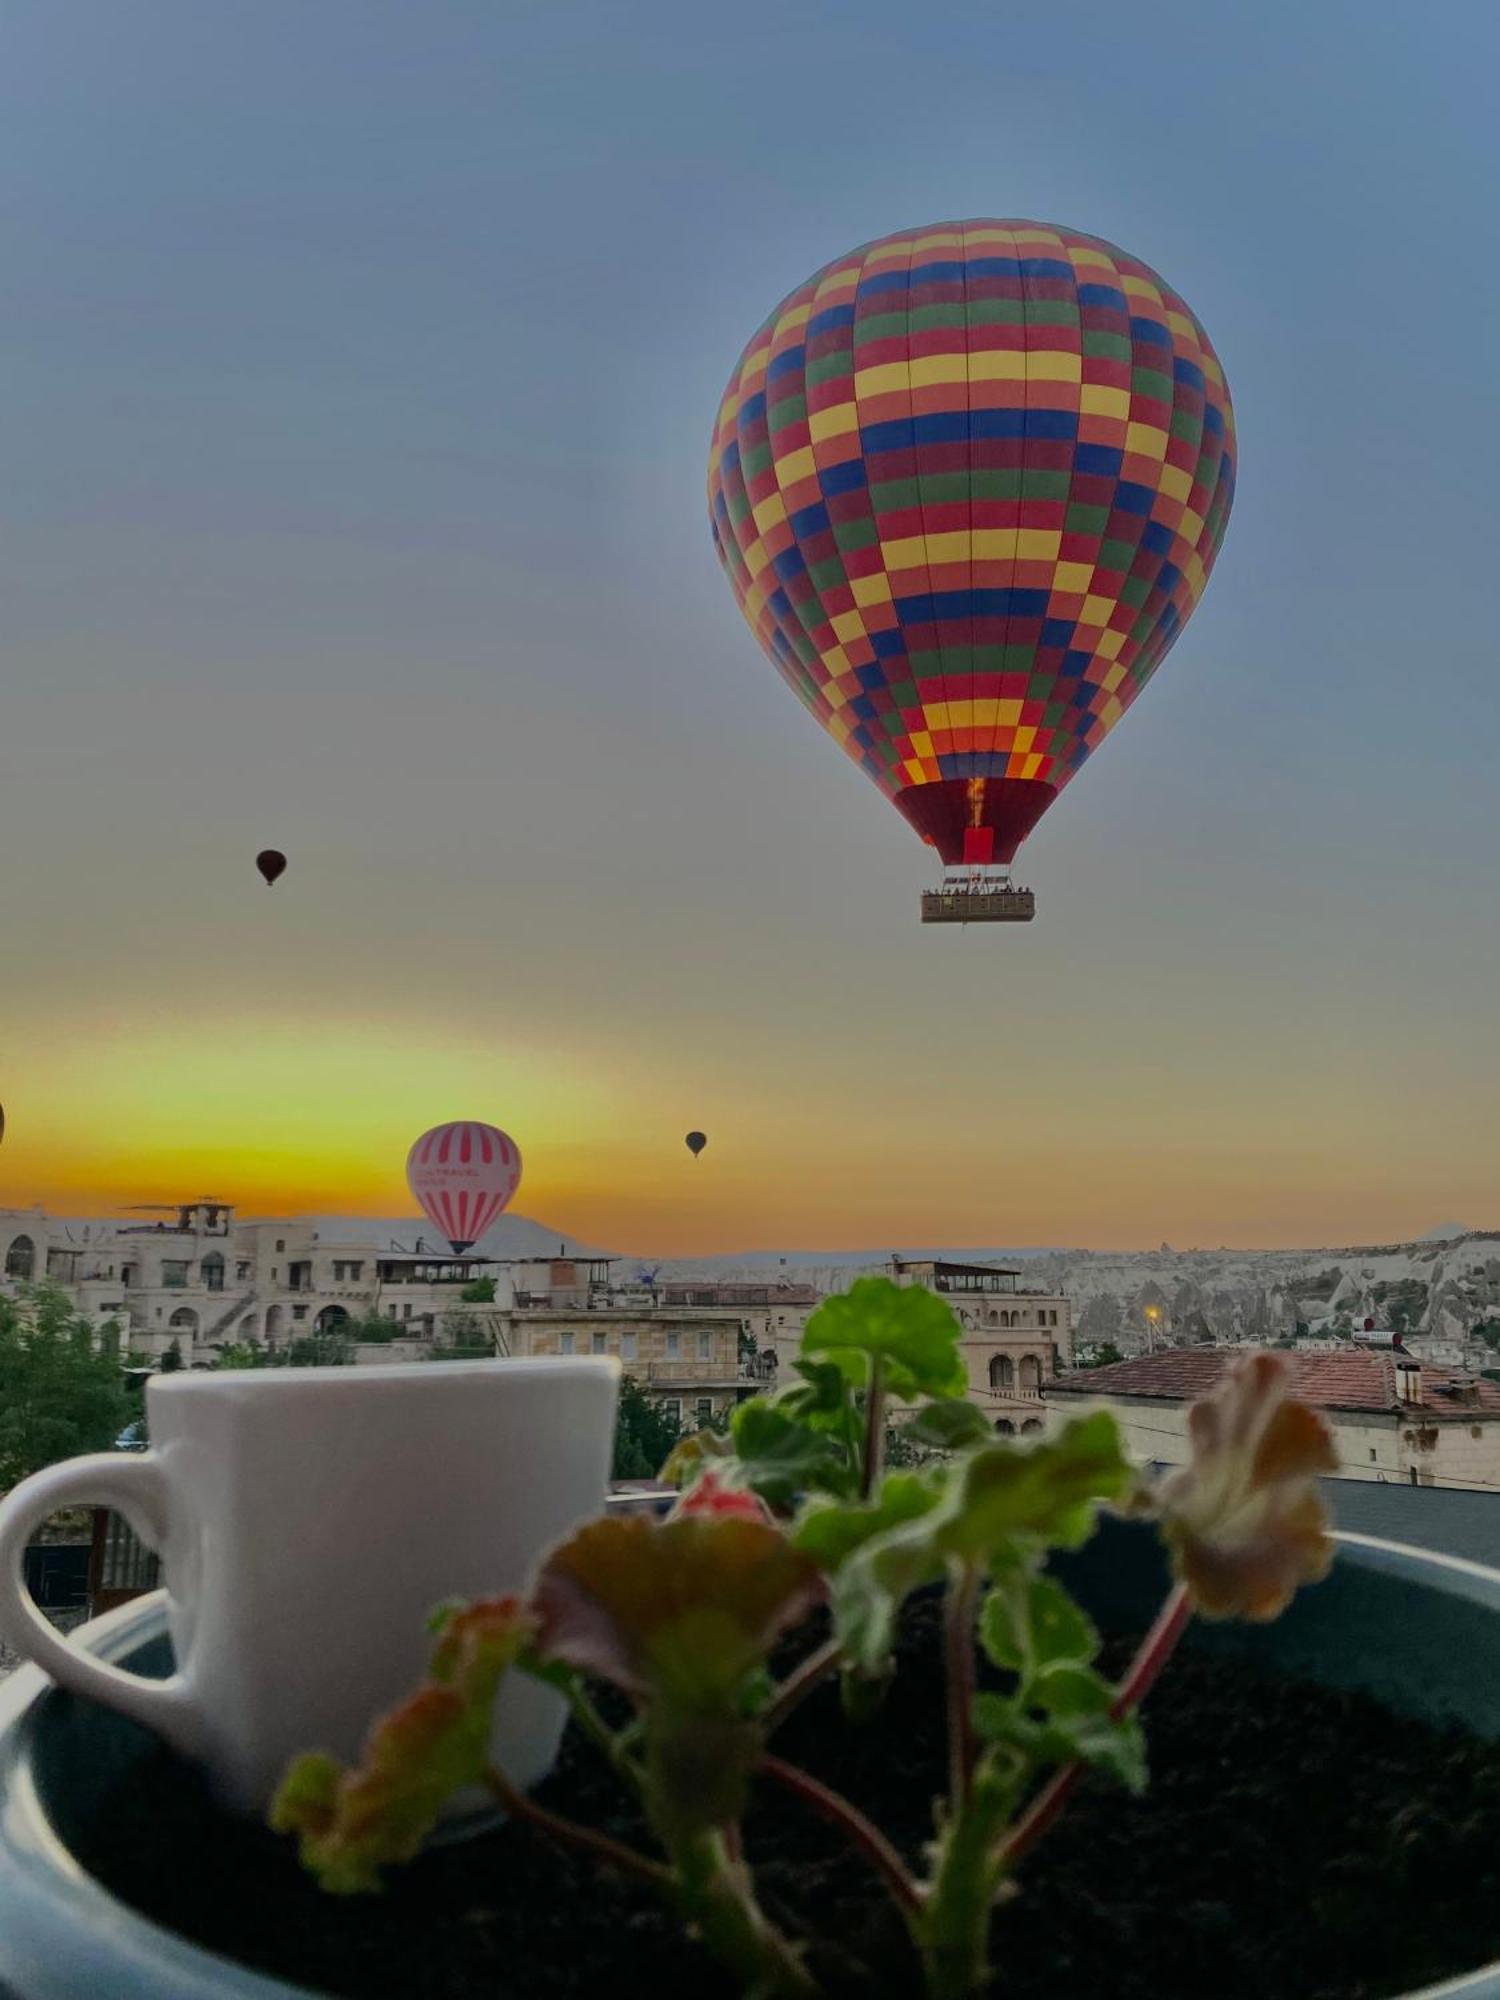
[
  {"x1": 406, "y1": 1121, "x2": 522, "y2": 1254},
  {"x1": 708, "y1": 220, "x2": 1236, "y2": 922}
]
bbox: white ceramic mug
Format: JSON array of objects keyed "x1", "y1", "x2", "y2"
[{"x1": 0, "y1": 1357, "x2": 619, "y2": 1812}]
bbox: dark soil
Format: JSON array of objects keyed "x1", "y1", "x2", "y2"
[{"x1": 69, "y1": 1599, "x2": 1500, "y2": 1999}]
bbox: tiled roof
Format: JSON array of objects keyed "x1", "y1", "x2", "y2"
[{"x1": 1051, "y1": 1347, "x2": 1500, "y2": 1422}]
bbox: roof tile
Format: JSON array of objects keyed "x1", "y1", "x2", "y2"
[{"x1": 1051, "y1": 1348, "x2": 1500, "y2": 1421}]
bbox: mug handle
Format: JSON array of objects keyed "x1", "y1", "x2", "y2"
[{"x1": 0, "y1": 1453, "x2": 203, "y2": 1758}]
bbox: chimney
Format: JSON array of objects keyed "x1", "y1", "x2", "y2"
[{"x1": 1394, "y1": 1358, "x2": 1424, "y2": 1406}]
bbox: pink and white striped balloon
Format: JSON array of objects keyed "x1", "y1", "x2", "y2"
[{"x1": 406, "y1": 1120, "x2": 523, "y2": 1253}]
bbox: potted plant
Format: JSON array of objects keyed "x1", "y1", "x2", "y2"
[{"x1": 3, "y1": 1281, "x2": 1500, "y2": 1999}]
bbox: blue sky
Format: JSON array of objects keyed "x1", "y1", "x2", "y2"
[{"x1": 1, "y1": 0, "x2": 1496, "y2": 1250}]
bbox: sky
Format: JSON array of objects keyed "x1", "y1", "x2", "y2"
[{"x1": 1, "y1": 0, "x2": 1497, "y2": 1255}]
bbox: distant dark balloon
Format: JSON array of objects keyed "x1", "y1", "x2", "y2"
[
  {"x1": 256, "y1": 850, "x2": 287, "y2": 886},
  {"x1": 685, "y1": 1131, "x2": 707, "y2": 1158}
]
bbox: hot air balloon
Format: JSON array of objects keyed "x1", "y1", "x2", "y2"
[
  {"x1": 708, "y1": 220, "x2": 1236, "y2": 924},
  {"x1": 256, "y1": 850, "x2": 287, "y2": 887},
  {"x1": 406, "y1": 1120, "x2": 522, "y2": 1254},
  {"x1": 685, "y1": 1131, "x2": 707, "y2": 1158}
]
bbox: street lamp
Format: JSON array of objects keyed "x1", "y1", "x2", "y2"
[{"x1": 1145, "y1": 1305, "x2": 1162, "y2": 1353}]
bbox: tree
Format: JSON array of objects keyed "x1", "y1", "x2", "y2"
[
  {"x1": 612, "y1": 1376, "x2": 683, "y2": 1481},
  {"x1": 0, "y1": 1286, "x2": 133, "y2": 1492},
  {"x1": 159, "y1": 1339, "x2": 183, "y2": 1373},
  {"x1": 461, "y1": 1278, "x2": 496, "y2": 1303},
  {"x1": 339, "y1": 1315, "x2": 405, "y2": 1344},
  {"x1": 213, "y1": 1340, "x2": 270, "y2": 1370},
  {"x1": 1078, "y1": 1342, "x2": 1123, "y2": 1370},
  {"x1": 284, "y1": 1334, "x2": 354, "y2": 1367}
]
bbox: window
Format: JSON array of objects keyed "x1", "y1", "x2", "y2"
[
  {"x1": 1369, "y1": 1448, "x2": 1377, "y2": 1461},
  {"x1": 696, "y1": 1398, "x2": 714, "y2": 1427},
  {"x1": 235, "y1": 1262, "x2": 251, "y2": 1282},
  {"x1": 592, "y1": 1331, "x2": 607, "y2": 1355},
  {"x1": 559, "y1": 1332, "x2": 576, "y2": 1356},
  {"x1": 3, "y1": 1236, "x2": 35, "y2": 1280},
  {"x1": 622, "y1": 1333, "x2": 638, "y2": 1361},
  {"x1": 275, "y1": 1240, "x2": 285, "y2": 1253},
  {"x1": 989, "y1": 1355, "x2": 1015, "y2": 1391},
  {"x1": 665, "y1": 1332, "x2": 680, "y2": 1359},
  {"x1": 662, "y1": 1398, "x2": 682, "y2": 1424},
  {"x1": 292, "y1": 1305, "x2": 308, "y2": 1321},
  {"x1": 698, "y1": 1331, "x2": 712, "y2": 1360},
  {"x1": 403, "y1": 1303, "x2": 414, "y2": 1319},
  {"x1": 162, "y1": 1261, "x2": 189, "y2": 1288},
  {"x1": 348, "y1": 1262, "x2": 363, "y2": 1281}
]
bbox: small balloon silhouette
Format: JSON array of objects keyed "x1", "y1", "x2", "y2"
[
  {"x1": 685, "y1": 1131, "x2": 707, "y2": 1158},
  {"x1": 256, "y1": 850, "x2": 287, "y2": 886}
]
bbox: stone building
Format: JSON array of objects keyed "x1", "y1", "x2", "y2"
[
  {"x1": 0, "y1": 1202, "x2": 496, "y2": 1365},
  {"x1": 1047, "y1": 1347, "x2": 1500, "y2": 1491},
  {"x1": 890, "y1": 1257, "x2": 1073, "y2": 1435},
  {"x1": 481, "y1": 1257, "x2": 758, "y2": 1426}
]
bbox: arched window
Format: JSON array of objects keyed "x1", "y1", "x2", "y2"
[
  {"x1": 168, "y1": 1307, "x2": 198, "y2": 1333},
  {"x1": 1018, "y1": 1354, "x2": 1042, "y2": 1391},
  {"x1": 316, "y1": 1305, "x2": 350, "y2": 1335},
  {"x1": 238, "y1": 1315, "x2": 258, "y2": 1339},
  {"x1": 1020, "y1": 1418, "x2": 1043, "y2": 1435},
  {"x1": 4, "y1": 1235, "x2": 35, "y2": 1280},
  {"x1": 994, "y1": 1418, "x2": 1016, "y2": 1436},
  {"x1": 264, "y1": 1304, "x2": 285, "y2": 1344},
  {"x1": 201, "y1": 1252, "x2": 225, "y2": 1294},
  {"x1": 989, "y1": 1355, "x2": 1015, "y2": 1391}
]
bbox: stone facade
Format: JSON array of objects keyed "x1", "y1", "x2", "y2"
[
  {"x1": 891, "y1": 1257, "x2": 1072, "y2": 1436},
  {"x1": 1047, "y1": 1347, "x2": 1500, "y2": 1492},
  {"x1": 0, "y1": 1203, "x2": 496, "y2": 1365}
]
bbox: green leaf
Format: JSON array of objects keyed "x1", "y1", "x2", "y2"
[
  {"x1": 792, "y1": 1471, "x2": 942, "y2": 1573},
  {"x1": 657, "y1": 1426, "x2": 734, "y2": 1489},
  {"x1": 979, "y1": 1574, "x2": 1099, "y2": 1676},
  {"x1": 937, "y1": 1414, "x2": 1132, "y2": 1562},
  {"x1": 972, "y1": 1683, "x2": 1146, "y2": 1794},
  {"x1": 1030, "y1": 1662, "x2": 1112, "y2": 1716},
  {"x1": 801, "y1": 1279, "x2": 967, "y2": 1400},
  {"x1": 828, "y1": 1417, "x2": 1128, "y2": 1674},
  {"x1": 271, "y1": 1598, "x2": 534, "y2": 1894},
  {"x1": 777, "y1": 1358, "x2": 863, "y2": 1434},
  {"x1": 900, "y1": 1399, "x2": 993, "y2": 1452},
  {"x1": 1055, "y1": 1710, "x2": 1148, "y2": 1794},
  {"x1": 727, "y1": 1398, "x2": 850, "y2": 1506}
]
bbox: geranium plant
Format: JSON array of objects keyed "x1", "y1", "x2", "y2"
[{"x1": 274, "y1": 1281, "x2": 1336, "y2": 1999}]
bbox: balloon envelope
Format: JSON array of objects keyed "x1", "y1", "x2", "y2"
[
  {"x1": 708, "y1": 220, "x2": 1236, "y2": 868},
  {"x1": 256, "y1": 850, "x2": 287, "y2": 886},
  {"x1": 407, "y1": 1121, "x2": 522, "y2": 1254},
  {"x1": 685, "y1": 1131, "x2": 707, "y2": 1157}
]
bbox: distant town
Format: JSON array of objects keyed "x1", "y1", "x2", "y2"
[{"x1": 5, "y1": 1199, "x2": 1499, "y2": 1495}]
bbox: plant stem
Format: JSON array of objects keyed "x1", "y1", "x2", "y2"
[
  {"x1": 671, "y1": 1826, "x2": 824, "y2": 1999},
  {"x1": 759, "y1": 1754, "x2": 924, "y2": 1920},
  {"x1": 482, "y1": 1764, "x2": 669, "y2": 1889},
  {"x1": 562, "y1": 1678, "x2": 641, "y2": 1789},
  {"x1": 862, "y1": 1356, "x2": 887, "y2": 1500},
  {"x1": 943, "y1": 1562, "x2": 981, "y2": 1807},
  {"x1": 1000, "y1": 1580, "x2": 1193, "y2": 1871},
  {"x1": 762, "y1": 1637, "x2": 844, "y2": 1734}
]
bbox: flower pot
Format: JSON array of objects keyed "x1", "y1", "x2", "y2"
[{"x1": 1, "y1": 1530, "x2": 1499, "y2": 2000}]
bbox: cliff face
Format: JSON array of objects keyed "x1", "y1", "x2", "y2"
[
  {"x1": 658, "y1": 1232, "x2": 1500, "y2": 1353},
  {"x1": 1021, "y1": 1234, "x2": 1500, "y2": 1349}
]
